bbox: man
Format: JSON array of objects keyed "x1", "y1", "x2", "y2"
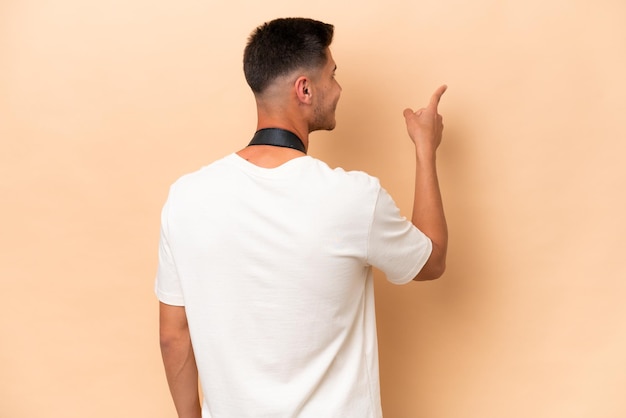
[{"x1": 156, "y1": 17, "x2": 447, "y2": 418}]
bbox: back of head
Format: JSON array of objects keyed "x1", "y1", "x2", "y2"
[{"x1": 243, "y1": 18, "x2": 334, "y2": 94}]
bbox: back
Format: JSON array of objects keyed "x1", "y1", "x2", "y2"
[{"x1": 155, "y1": 153, "x2": 431, "y2": 417}]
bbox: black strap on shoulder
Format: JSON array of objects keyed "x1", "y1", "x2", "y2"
[{"x1": 248, "y1": 128, "x2": 306, "y2": 154}]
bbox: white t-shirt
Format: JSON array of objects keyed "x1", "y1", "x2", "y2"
[{"x1": 155, "y1": 153, "x2": 432, "y2": 418}]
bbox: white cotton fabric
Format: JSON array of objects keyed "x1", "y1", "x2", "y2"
[{"x1": 155, "y1": 153, "x2": 432, "y2": 418}]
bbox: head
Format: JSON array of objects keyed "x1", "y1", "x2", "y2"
[
  {"x1": 244, "y1": 18, "x2": 334, "y2": 94},
  {"x1": 244, "y1": 18, "x2": 342, "y2": 132}
]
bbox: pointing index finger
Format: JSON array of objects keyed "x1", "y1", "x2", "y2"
[{"x1": 429, "y1": 84, "x2": 448, "y2": 109}]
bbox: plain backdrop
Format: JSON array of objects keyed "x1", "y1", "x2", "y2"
[{"x1": 1, "y1": 0, "x2": 625, "y2": 417}]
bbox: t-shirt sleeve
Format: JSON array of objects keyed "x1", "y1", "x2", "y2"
[
  {"x1": 154, "y1": 199, "x2": 185, "y2": 306},
  {"x1": 366, "y1": 187, "x2": 432, "y2": 284}
]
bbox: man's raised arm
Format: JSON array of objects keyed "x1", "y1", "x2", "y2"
[{"x1": 403, "y1": 85, "x2": 448, "y2": 281}]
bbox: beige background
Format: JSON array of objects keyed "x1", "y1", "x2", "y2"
[{"x1": 2, "y1": 0, "x2": 625, "y2": 417}]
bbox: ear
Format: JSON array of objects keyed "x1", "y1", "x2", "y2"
[{"x1": 295, "y1": 76, "x2": 312, "y2": 104}]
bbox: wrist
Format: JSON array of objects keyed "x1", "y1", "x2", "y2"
[{"x1": 415, "y1": 148, "x2": 437, "y2": 166}]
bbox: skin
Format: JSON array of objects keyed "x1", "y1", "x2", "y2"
[
  {"x1": 404, "y1": 84, "x2": 448, "y2": 280},
  {"x1": 159, "y1": 303, "x2": 201, "y2": 418},
  {"x1": 159, "y1": 47, "x2": 447, "y2": 416}
]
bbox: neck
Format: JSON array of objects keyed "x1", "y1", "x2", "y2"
[
  {"x1": 248, "y1": 128, "x2": 307, "y2": 154},
  {"x1": 255, "y1": 100, "x2": 310, "y2": 151},
  {"x1": 256, "y1": 121, "x2": 309, "y2": 149}
]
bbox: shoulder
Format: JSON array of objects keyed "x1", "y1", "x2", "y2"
[
  {"x1": 160, "y1": 154, "x2": 237, "y2": 211},
  {"x1": 170, "y1": 154, "x2": 235, "y2": 189},
  {"x1": 306, "y1": 157, "x2": 381, "y2": 193}
]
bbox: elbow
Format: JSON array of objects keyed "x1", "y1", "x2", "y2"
[
  {"x1": 431, "y1": 260, "x2": 447, "y2": 280},
  {"x1": 413, "y1": 247, "x2": 446, "y2": 282},
  {"x1": 413, "y1": 244, "x2": 447, "y2": 281},
  {"x1": 413, "y1": 260, "x2": 446, "y2": 281},
  {"x1": 160, "y1": 329, "x2": 189, "y2": 355},
  {"x1": 160, "y1": 333, "x2": 194, "y2": 364},
  {"x1": 159, "y1": 332, "x2": 177, "y2": 354},
  {"x1": 431, "y1": 261, "x2": 447, "y2": 280}
]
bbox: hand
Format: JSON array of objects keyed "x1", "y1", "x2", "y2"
[{"x1": 403, "y1": 85, "x2": 447, "y2": 157}]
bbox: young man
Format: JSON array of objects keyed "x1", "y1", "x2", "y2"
[{"x1": 156, "y1": 17, "x2": 447, "y2": 418}]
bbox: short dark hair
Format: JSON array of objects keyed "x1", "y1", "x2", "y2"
[{"x1": 243, "y1": 18, "x2": 334, "y2": 94}]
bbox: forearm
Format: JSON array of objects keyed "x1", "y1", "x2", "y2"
[{"x1": 411, "y1": 153, "x2": 448, "y2": 280}]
